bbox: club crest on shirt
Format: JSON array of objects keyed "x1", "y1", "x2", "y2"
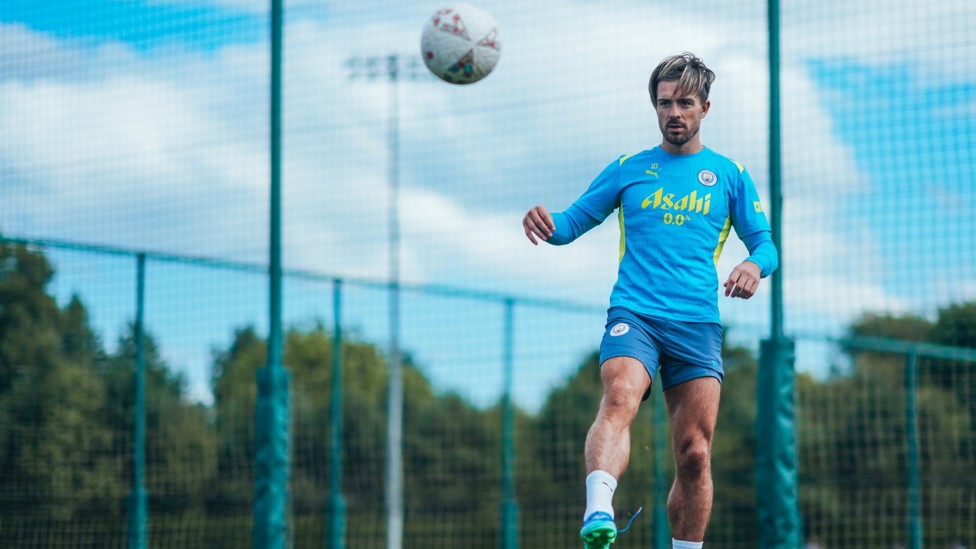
[
  {"x1": 609, "y1": 323, "x2": 630, "y2": 336},
  {"x1": 698, "y1": 169, "x2": 717, "y2": 187}
]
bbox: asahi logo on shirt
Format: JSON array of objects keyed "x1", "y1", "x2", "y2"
[{"x1": 640, "y1": 187, "x2": 711, "y2": 216}]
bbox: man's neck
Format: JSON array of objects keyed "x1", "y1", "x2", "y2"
[{"x1": 661, "y1": 141, "x2": 704, "y2": 155}]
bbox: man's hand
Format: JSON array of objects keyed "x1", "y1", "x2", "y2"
[
  {"x1": 723, "y1": 260, "x2": 762, "y2": 299},
  {"x1": 522, "y1": 205, "x2": 554, "y2": 245}
]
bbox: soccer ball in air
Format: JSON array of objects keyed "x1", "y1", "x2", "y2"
[{"x1": 420, "y1": 3, "x2": 501, "y2": 85}]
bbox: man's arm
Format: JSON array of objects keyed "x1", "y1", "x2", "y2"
[
  {"x1": 723, "y1": 230, "x2": 778, "y2": 299},
  {"x1": 523, "y1": 204, "x2": 603, "y2": 246},
  {"x1": 741, "y1": 230, "x2": 778, "y2": 277},
  {"x1": 523, "y1": 157, "x2": 622, "y2": 246}
]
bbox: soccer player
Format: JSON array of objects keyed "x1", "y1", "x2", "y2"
[{"x1": 521, "y1": 52, "x2": 778, "y2": 549}]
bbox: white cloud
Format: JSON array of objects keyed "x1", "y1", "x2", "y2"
[
  {"x1": 1, "y1": 0, "x2": 972, "y2": 393},
  {"x1": 399, "y1": 186, "x2": 619, "y2": 297}
]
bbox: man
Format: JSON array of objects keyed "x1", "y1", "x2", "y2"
[{"x1": 521, "y1": 53, "x2": 778, "y2": 549}]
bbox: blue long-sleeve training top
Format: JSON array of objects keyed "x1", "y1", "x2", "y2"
[{"x1": 548, "y1": 146, "x2": 778, "y2": 324}]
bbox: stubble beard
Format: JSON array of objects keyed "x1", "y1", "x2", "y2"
[{"x1": 663, "y1": 125, "x2": 699, "y2": 148}]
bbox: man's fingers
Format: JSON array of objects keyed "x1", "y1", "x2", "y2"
[
  {"x1": 528, "y1": 220, "x2": 547, "y2": 242},
  {"x1": 522, "y1": 206, "x2": 554, "y2": 245},
  {"x1": 522, "y1": 217, "x2": 541, "y2": 245},
  {"x1": 523, "y1": 208, "x2": 552, "y2": 245},
  {"x1": 724, "y1": 265, "x2": 760, "y2": 299},
  {"x1": 531, "y1": 207, "x2": 554, "y2": 236},
  {"x1": 724, "y1": 272, "x2": 738, "y2": 297},
  {"x1": 729, "y1": 274, "x2": 758, "y2": 299}
]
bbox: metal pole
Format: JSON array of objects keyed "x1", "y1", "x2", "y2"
[
  {"x1": 384, "y1": 54, "x2": 404, "y2": 549},
  {"x1": 343, "y1": 52, "x2": 420, "y2": 549},
  {"x1": 905, "y1": 352, "x2": 922, "y2": 549},
  {"x1": 768, "y1": 0, "x2": 784, "y2": 341},
  {"x1": 267, "y1": 0, "x2": 283, "y2": 380},
  {"x1": 268, "y1": 0, "x2": 283, "y2": 365},
  {"x1": 128, "y1": 253, "x2": 148, "y2": 549},
  {"x1": 501, "y1": 299, "x2": 518, "y2": 549},
  {"x1": 327, "y1": 279, "x2": 347, "y2": 548},
  {"x1": 756, "y1": 0, "x2": 800, "y2": 546},
  {"x1": 254, "y1": 0, "x2": 291, "y2": 546},
  {"x1": 652, "y1": 385, "x2": 669, "y2": 548}
]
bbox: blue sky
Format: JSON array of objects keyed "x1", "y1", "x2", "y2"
[
  {"x1": 1, "y1": 0, "x2": 974, "y2": 407},
  {"x1": 1, "y1": 0, "x2": 264, "y2": 48},
  {"x1": 803, "y1": 58, "x2": 975, "y2": 319}
]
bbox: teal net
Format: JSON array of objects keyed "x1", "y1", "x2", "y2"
[{"x1": 0, "y1": 0, "x2": 973, "y2": 547}]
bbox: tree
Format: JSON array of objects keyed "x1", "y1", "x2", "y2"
[
  {"x1": 0, "y1": 242, "x2": 120, "y2": 524},
  {"x1": 804, "y1": 306, "x2": 976, "y2": 547},
  {"x1": 930, "y1": 302, "x2": 976, "y2": 349},
  {"x1": 102, "y1": 324, "x2": 217, "y2": 513}
]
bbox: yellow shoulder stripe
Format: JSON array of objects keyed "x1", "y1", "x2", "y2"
[
  {"x1": 619, "y1": 154, "x2": 635, "y2": 166},
  {"x1": 732, "y1": 160, "x2": 744, "y2": 173}
]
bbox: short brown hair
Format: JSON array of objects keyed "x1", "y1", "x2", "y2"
[{"x1": 648, "y1": 52, "x2": 716, "y2": 106}]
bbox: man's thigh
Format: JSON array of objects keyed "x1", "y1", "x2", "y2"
[{"x1": 664, "y1": 377, "x2": 722, "y2": 441}]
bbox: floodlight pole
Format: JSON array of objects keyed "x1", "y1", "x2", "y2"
[
  {"x1": 346, "y1": 53, "x2": 421, "y2": 549},
  {"x1": 384, "y1": 55, "x2": 405, "y2": 549}
]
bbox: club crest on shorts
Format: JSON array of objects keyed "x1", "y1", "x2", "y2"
[
  {"x1": 698, "y1": 169, "x2": 717, "y2": 187},
  {"x1": 610, "y1": 323, "x2": 630, "y2": 336}
]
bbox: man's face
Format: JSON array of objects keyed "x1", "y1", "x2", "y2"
[{"x1": 655, "y1": 80, "x2": 709, "y2": 152}]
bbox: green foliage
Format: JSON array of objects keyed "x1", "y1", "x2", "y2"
[
  {"x1": 0, "y1": 242, "x2": 218, "y2": 543},
  {"x1": 524, "y1": 351, "x2": 601, "y2": 504},
  {"x1": 931, "y1": 302, "x2": 976, "y2": 349},
  {"x1": 0, "y1": 242, "x2": 120, "y2": 524},
  {"x1": 798, "y1": 306, "x2": 976, "y2": 547}
]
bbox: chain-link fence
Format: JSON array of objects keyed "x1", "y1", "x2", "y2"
[{"x1": 1, "y1": 0, "x2": 973, "y2": 546}]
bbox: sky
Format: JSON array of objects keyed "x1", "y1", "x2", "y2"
[{"x1": 1, "y1": 0, "x2": 974, "y2": 409}]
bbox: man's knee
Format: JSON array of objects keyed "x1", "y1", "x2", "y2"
[
  {"x1": 602, "y1": 379, "x2": 643, "y2": 415},
  {"x1": 601, "y1": 370, "x2": 647, "y2": 416},
  {"x1": 675, "y1": 440, "x2": 711, "y2": 480}
]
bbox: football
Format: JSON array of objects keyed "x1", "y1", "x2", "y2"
[{"x1": 420, "y1": 3, "x2": 501, "y2": 85}]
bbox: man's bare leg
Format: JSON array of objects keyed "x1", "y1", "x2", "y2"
[
  {"x1": 580, "y1": 356, "x2": 651, "y2": 547},
  {"x1": 664, "y1": 377, "x2": 721, "y2": 542},
  {"x1": 584, "y1": 356, "x2": 652, "y2": 478}
]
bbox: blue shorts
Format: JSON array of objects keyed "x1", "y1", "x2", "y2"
[{"x1": 599, "y1": 306, "x2": 724, "y2": 395}]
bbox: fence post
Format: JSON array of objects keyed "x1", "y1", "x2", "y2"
[
  {"x1": 905, "y1": 351, "x2": 922, "y2": 549},
  {"x1": 652, "y1": 384, "x2": 670, "y2": 548},
  {"x1": 327, "y1": 279, "x2": 347, "y2": 548},
  {"x1": 254, "y1": 0, "x2": 291, "y2": 545},
  {"x1": 758, "y1": 0, "x2": 800, "y2": 544},
  {"x1": 128, "y1": 253, "x2": 148, "y2": 549},
  {"x1": 756, "y1": 337, "x2": 800, "y2": 548},
  {"x1": 501, "y1": 298, "x2": 519, "y2": 549}
]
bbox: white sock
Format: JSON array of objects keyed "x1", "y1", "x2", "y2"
[
  {"x1": 583, "y1": 470, "x2": 617, "y2": 520},
  {"x1": 672, "y1": 539, "x2": 703, "y2": 549}
]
